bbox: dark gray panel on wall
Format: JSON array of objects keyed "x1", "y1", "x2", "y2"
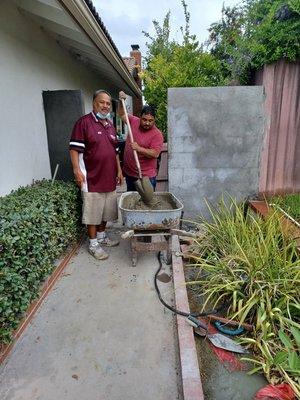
[{"x1": 43, "y1": 90, "x2": 84, "y2": 182}]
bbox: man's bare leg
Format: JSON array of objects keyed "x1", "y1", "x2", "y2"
[
  {"x1": 87, "y1": 224, "x2": 97, "y2": 239},
  {"x1": 97, "y1": 221, "x2": 107, "y2": 233}
]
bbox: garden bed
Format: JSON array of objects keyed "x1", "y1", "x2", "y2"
[
  {"x1": 185, "y1": 270, "x2": 267, "y2": 400},
  {"x1": 172, "y1": 234, "x2": 266, "y2": 400},
  {"x1": 180, "y1": 198, "x2": 300, "y2": 398}
]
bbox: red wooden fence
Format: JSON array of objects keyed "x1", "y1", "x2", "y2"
[{"x1": 255, "y1": 59, "x2": 300, "y2": 195}]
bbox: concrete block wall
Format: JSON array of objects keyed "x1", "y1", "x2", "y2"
[{"x1": 168, "y1": 86, "x2": 265, "y2": 219}]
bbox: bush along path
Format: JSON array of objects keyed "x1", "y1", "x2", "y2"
[
  {"x1": 186, "y1": 198, "x2": 300, "y2": 397},
  {"x1": 0, "y1": 180, "x2": 82, "y2": 345}
]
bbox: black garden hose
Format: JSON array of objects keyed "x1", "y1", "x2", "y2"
[{"x1": 154, "y1": 252, "x2": 230, "y2": 318}]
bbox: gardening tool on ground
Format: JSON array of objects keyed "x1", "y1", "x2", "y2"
[
  {"x1": 208, "y1": 315, "x2": 254, "y2": 332},
  {"x1": 186, "y1": 315, "x2": 249, "y2": 354},
  {"x1": 121, "y1": 99, "x2": 154, "y2": 206}
]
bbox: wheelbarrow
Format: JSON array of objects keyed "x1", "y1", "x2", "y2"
[{"x1": 119, "y1": 191, "x2": 184, "y2": 266}]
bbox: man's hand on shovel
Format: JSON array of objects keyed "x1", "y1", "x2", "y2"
[
  {"x1": 119, "y1": 91, "x2": 127, "y2": 101},
  {"x1": 131, "y1": 142, "x2": 141, "y2": 152}
]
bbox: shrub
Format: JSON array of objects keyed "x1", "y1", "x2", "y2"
[{"x1": 0, "y1": 180, "x2": 82, "y2": 343}]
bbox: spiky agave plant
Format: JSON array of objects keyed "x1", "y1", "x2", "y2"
[{"x1": 187, "y1": 197, "x2": 300, "y2": 396}]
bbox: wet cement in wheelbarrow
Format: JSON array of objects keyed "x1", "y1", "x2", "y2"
[
  {"x1": 185, "y1": 268, "x2": 267, "y2": 400},
  {"x1": 122, "y1": 193, "x2": 178, "y2": 211}
]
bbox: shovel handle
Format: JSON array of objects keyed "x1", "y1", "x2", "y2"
[
  {"x1": 208, "y1": 315, "x2": 254, "y2": 331},
  {"x1": 121, "y1": 99, "x2": 142, "y2": 179}
]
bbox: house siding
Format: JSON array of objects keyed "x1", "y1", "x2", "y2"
[{"x1": 0, "y1": 1, "x2": 115, "y2": 196}]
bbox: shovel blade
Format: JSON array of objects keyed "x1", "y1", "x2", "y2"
[
  {"x1": 134, "y1": 177, "x2": 154, "y2": 205},
  {"x1": 208, "y1": 332, "x2": 249, "y2": 354}
]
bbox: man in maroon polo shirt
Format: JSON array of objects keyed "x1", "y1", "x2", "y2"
[
  {"x1": 70, "y1": 90, "x2": 123, "y2": 260},
  {"x1": 117, "y1": 91, "x2": 163, "y2": 191}
]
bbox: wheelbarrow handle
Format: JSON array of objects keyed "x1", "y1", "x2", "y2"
[{"x1": 170, "y1": 229, "x2": 197, "y2": 238}]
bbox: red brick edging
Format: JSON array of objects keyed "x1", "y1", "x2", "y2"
[
  {"x1": 0, "y1": 236, "x2": 84, "y2": 364},
  {"x1": 172, "y1": 235, "x2": 205, "y2": 400}
]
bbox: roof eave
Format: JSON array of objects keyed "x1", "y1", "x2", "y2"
[{"x1": 59, "y1": 0, "x2": 142, "y2": 98}]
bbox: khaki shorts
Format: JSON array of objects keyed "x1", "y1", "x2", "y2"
[{"x1": 82, "y1": 191, "x2": 118, "y2": 225}]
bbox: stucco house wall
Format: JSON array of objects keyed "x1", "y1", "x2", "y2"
[{"x1": 0, "y1": 1, "x2": 126, "y2": 196}]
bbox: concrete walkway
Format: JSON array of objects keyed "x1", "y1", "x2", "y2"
[{"x1": 0, "y1": 228, "x2": 182, "y2": 400}]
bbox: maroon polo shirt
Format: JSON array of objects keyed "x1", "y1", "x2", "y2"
[
  {"x1": 123, "y1": 115, "x2": 164, "y2": 178},
  {"x1": 69, "y1": 112, "x2": 118, "y2": 193}
]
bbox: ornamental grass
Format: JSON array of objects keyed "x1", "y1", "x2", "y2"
[{"x1": 187, "y1": 198, "x2": 300, "y2": 396}]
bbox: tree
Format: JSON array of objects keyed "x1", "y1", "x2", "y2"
[
  {"x1": 207, "y1": 0, "x2": 300, "y2": 83},
  {"x1": 141, "y1": 1, "x2": 228, "y2": 136},
  {"x1": 206, "y1": 4, "x2": 246, "y2": 81}
]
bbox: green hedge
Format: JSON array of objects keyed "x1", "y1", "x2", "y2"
[{"x1": 0, "y1": 180, "x2": 82, "y2": 344}]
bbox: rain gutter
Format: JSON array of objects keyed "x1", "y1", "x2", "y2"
[{"x1": 59, "y1": 0, "x2": 142, "y2": 98}]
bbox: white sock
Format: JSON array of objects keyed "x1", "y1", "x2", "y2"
[
  {"x1": 89, "y1": 238, "x2": 98, "y2": 247},
  {"x1": 97, "y1": 231, "x2": 106, "y2": 240}
]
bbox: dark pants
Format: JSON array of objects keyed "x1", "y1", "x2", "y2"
[{"x1": 125, "y1": 175, "x2": 157, "y2": 192}]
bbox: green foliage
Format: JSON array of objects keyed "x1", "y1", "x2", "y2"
[
  {"x1": 142, "y1": 10, "x2": 176, "y2": 64},
  {"x1": 207, "y1": 0, "x2": 300, "y2": 83},
  {"x1": 270, "y1": 193, "x2": 300, "y2": 221},
  {"x1": 0, "y1": 180, "x2": 82, "y2": 343},
  {"x1": 187, "y1": 197, "x2": 300, "y2": 394},
  {"x1": 142, "y1": 1, "x2": 228, "y2": 136},
  {"x1": 207, "y1": 4, "x2": 246, "y2": 80}
]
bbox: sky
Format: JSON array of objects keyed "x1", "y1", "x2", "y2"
[{"x1": 93, "y1": 0, "x2": 241, "y2": 58}]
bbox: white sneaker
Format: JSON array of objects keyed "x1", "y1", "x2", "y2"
[
  {"x1": 88, "y1": 243, "x2": 109, "y2": 260},
  {"x1": 98, "y1": 233, "x2": 119, "y2": 247}
]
